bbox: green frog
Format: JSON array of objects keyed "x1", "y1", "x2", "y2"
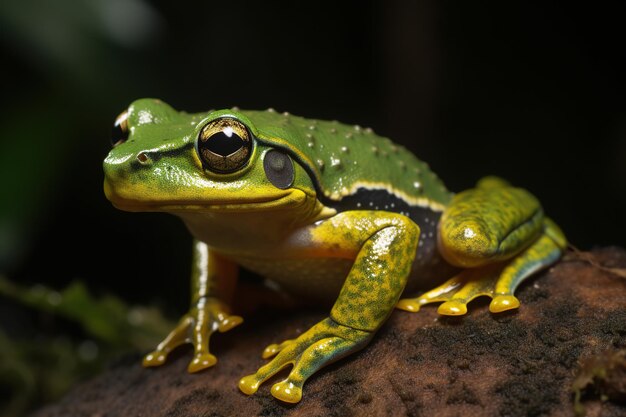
[{"x1": 103, "y1": 99, "x2": 567, "y2": 403}]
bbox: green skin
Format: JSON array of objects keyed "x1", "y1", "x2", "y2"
[{"x1": 103, "y1": 99, "x2": 567, "y2": 403}]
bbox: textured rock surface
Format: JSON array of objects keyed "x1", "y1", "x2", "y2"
[{"x1": 32, "y1": 248, "x2": 626, "y2": 417}]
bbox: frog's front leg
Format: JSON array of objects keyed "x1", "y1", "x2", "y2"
[
  {"x1": 398, "y1": 177, "x2": 567, "y2": 315},
  {"x1": 238, "y1": 211, "x2": 419, "y2": 403},
  {"x1": 143, "y1": 239, "x2": 242, "y2": 372}
]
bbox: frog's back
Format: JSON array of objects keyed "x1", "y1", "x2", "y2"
[
  {"x1": 238, "y1": 110, "x2": 456, "y2": 291},
  {"x1": 241, "y1": 110, "x2": 452, "y2": 210}
]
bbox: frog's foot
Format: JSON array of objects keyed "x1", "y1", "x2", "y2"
[
  {"x1": 397, "y1": 265, "x2": 508, "y2": 315},
  {"x1": 238, "y1": 318, "x2": 372, "y2": 403},
  {"x1": 397, "y1": 227, "x2": 565, "y2": 316},
  {"x1": 143, "y1": 296, "x2": 242, "y2": 372}
]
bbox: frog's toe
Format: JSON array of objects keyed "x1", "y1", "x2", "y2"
[
  {"x1": 261, "y1": 339, "x2": 295, "y2": 359},
  {"x1": 217, "y1": 315, "x2": 243, "y2": 332},
  {"x1": 271, "y1": 381, "x2": 302, "y2": 403},
  {"x1": 437, "y1": 300, "x2": 468, "y2": 316},
  {"x1": 396, "y1": 274, "x2": 465, "y2": 314},
  {"x1": 489, "y1": 294, "x2": 520, "y2": 313},
  {"x1": 238, "y1": 374, "x2": 261, "y2": 395},
  {"x1": 396, "y1": 298, "x2": 423, "y2": 312},
  {"x1": 143, "y1": 350, "x2": 168, "y2": 367},
  {"x1": 240, "y1": 336, "x2": 353, "y2": 403},
  {"x1": 238, "y1": 319, "x2": 371, "y2": 403},
  {"x1": 142, "y1": 315, "x2": 192, "y2": 368},
  {"x1": 188, "y1": 352, "x2": 217, "y2": 372},
  {"x1": 397, "y1": 268, "x2": 498, "y2": 316}
]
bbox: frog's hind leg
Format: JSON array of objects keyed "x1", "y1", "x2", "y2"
[
  {"x1": 397, "y1": 177, "x2": 567, "y2": 316},
  {"x1": 489, "y1": 218, "x2": 566, "y2": 312},
  {"x1": 398, "y1": 218, "x2": 566, "y2": 315}
]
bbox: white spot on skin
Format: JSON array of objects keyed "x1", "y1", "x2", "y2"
[
  {"x1": 341, "y1": 146, "x2": 349, "y2": 153},
  {"x1": 464, "y1": 228, "x2": 476, "y2": 239},
  {"x1": 137, "y1": 110, "x2": 154, "y2": 125},
  {"x1": 413, "y1": 181, "x2": 421, "y2": 189},
  {"x1": 330, "y1": 156, "x2": 341, "y2": 167}
]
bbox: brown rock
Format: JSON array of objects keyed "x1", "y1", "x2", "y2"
[{"x1": 31, "y1": 248, "x2": 626, "y2": 417}]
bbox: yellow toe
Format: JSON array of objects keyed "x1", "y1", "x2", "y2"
[
  {"x1": 396, "y1": 298, "x2": 421, "y2": 312},
  {"x1": 262, "y1": 344, "x2": 280, "y2": 359},
  {"x1": 238, "y1": 375, "x2": 260, "y2": 396},
  {"x1": 218, "y1": 315, "x2": 243, "y2": 332},
  {"x1": 437, "y1": 300, "x2": 468, "y2": 316},
  {"x1": 271, "y1": 381, "x2": 302, "y2": 403},
  {"x1": 142, "y1": 351, "x2": 166, "y2": 367},
  {"x1": 489, "y1": 295, "x2": 520, "y2": 313},
  {"x1": 187, "y1": 353, "x2": 217, "y2": 373}
]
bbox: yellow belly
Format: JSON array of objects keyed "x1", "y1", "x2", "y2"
[{"x1": 233, "y1": 255, "x2": 354, "y2": 302}]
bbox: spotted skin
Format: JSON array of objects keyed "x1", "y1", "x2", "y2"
[
  {"x1": 239, "y1": 211, "x2": 419, "y2": 402},
  {"x1": 102, "y1": 100, "x2": 568, "y2": 404}
]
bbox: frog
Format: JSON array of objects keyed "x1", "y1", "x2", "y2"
[{"x1": 103, "y1": 98, "x2": 567, "y2": 403}]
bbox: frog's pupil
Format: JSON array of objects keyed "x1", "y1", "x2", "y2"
[{"x1": 205, "y1": 131, "x2": 244, "y2": 156}]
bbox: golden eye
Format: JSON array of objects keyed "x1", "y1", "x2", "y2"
[
  {"x1": 111, "y1": 110, "x2": 129, "y2": 147},
  {"x1": 196, "y1": 118, "x2": 252, "y2": 173}
]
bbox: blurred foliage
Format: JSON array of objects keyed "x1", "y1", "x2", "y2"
[
  {"x1": 572, "y1": 350, "x2": 626, "y2": 416},
  {"x1": 0, "y1": 276, "x2": 174, "y2": 417}
]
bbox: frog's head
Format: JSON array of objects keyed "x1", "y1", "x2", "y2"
[{"x1": 103, "y1": 99, "x2": 320, "y2": 216}]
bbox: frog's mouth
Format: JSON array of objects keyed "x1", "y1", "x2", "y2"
[{"x1": 104, "y1": 180, "x2": 311, "y2": 213}]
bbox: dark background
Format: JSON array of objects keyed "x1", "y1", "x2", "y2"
[{"x1": 1, "y1": 0, "x2": 625, "y2": 314}]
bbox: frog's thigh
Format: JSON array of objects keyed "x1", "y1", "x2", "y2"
[
  {"x1": 239, "y1": 211, "x2": 419, "y2": 402},
  {"x1": 438, "y1": 179, "x2": 545, "y2": 268}
]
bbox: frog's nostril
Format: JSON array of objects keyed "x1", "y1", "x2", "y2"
[{"x1": 137, "y1": 152, "x2": 151, "y2": 165}]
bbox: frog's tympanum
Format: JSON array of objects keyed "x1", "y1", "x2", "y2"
[{"x1": 104, "y1": 99, "x2": 567, "y2": 403}]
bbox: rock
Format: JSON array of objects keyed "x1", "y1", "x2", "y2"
[{"x1": 31, "y1": 248, "x2": 626, "y2": 417}]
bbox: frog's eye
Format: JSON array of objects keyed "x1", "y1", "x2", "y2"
[
  {"x1": 263, "y1": 149, "x2": 294, "y2": 189},
  {"x1": 111, "y1": 110, "x2": 129, "y2": 147},
  {"x1": 197, "y1": 118, "x2": 252, "y2": 173}
]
